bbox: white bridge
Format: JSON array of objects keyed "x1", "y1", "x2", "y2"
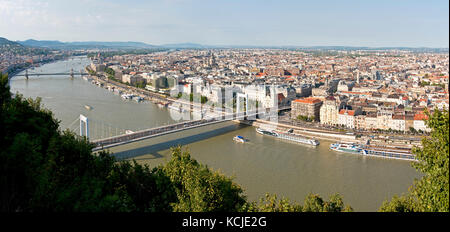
[
  {"x1": 90, "y1": 105, "x2": 290, "y2": 151},
  {"x1": 64, "y1": 91, "x2": 290, "y2": 151}
]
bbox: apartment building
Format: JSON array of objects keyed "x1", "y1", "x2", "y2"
[{"x1": 291, "y1": 97, "x2": 323, "y2": 121}]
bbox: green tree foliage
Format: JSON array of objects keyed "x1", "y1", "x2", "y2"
[
  {"x1": 296, "y1": 115, "x2": 314, "y2": 122},
  {"x1": 104, "y1": 67, "x2": 115, "y2": 76},
  {"x1": 242, "y1": 193, "x2": 302, "y2": 212},
  {"x1": 1, "y1": 73, "x2": 175, "y2": 212},
  {"x1": 162, "y1": 147, "x2": 247, "y2": 212},
  {"x1": 1, "y1": 73, "x2": 352, "y2": 212},
  {"x1": 242, "y1": 193, "x2": 352, "y2": 212},
  {"x1": 380, "y1": 109, "x2": 449, "y2": 212}
]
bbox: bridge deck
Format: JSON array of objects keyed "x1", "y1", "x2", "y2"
[
  {"x1": 90, "y1": 107, "x2": 291, "y2": 151},
  {"x1": 15, "y1": 73, "x2": 87, "y2": 76},
  {"x1": 92, "y1": 118, "x2": 228, "y2": 151}
]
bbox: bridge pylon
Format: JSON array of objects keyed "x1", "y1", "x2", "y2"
[
  {"x1": 236, "y1": 93, "x2": 248, "y2": 120},
  {"x1": 80, "y1": 114, "x2": 89, "y2": 139},
  {"x1": 70, "y1": 68, "x2": 74, "y2": 79}
]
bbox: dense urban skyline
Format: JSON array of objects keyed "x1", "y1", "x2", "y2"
[{"x1": 0, "y1": 0, "x2": 448, "y2": 47}]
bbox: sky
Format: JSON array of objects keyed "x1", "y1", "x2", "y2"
[{"x1": 0, "y1": 0, "x2": 448, "y2": 47}]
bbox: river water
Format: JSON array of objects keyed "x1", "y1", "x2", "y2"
[{"x1": 9, "y1": 56, "x2": 421, "y2": 211}]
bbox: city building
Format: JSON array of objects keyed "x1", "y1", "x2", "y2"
[
  {"x1": 319, "y1": 96, "x2": 339, "y2": 125},
  {"x1": 291, "y1": 97, "x2": 323, "y2": 121}
]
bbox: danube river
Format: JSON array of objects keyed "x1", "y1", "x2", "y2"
[{"x1": 10, "y1": 57, "x2": 421, "y2": 211}]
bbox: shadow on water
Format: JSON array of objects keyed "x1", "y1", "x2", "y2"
[{"x1": 111, "y1": 123, "x2": 248, "y2": 160}]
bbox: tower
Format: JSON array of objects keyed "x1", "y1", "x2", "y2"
[
  {"x1": 356, "y1": 69, "x2": 360, "y2": 83},
  {"x1": 80, "y1": 114, "x2": 89, "y2": 138}
]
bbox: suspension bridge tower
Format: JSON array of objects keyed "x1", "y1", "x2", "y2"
[{"x1": 80, "y1": 114, "x2": 89, "y2": 138}]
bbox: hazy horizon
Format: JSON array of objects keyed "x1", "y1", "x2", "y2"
[
  {"x1": 11, "y1": 38, "x2": 450, "y2": 49},
  {"x1": 1, "y1": 0, "x2": 448, "y2": 48}
]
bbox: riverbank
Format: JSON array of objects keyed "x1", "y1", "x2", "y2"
[
  {"x1": 239, "y1": 119, "x2": 416, "y2": 160},
  {"x1": 6, "y1": 55, "x2": 72, "y2": 79},
  {"x1": 84, "y1": 63, "x2": 421, "y2": 153},
  {"x1": 85, "y1": 68, "x2": 225, "y2": 117}
]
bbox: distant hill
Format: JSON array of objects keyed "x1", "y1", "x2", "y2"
[
  {"x1": 1, "y1": 37, "x2": 24, "y2": 47},
  {"x1": 6, "y1": 37, "x2": 449, "y2": 52},
  {"x1": 1, "y1": 37, "x2": 33, "y2": 55},
  {"x1": 159, "y1": 43, "x2": 214, "y2": 49},
  {"x1": 1, "y1": 37, "x2": 51, "y2": 59},
  {"x1": 17, "y1": 39, "x2": 157, "y2": 50},
  {"x1": 17, "y1": 39, "x2": 65, "y2": 48},
  {"x1": 68, "y1": 41, "x2": 157, "y2": 48}
]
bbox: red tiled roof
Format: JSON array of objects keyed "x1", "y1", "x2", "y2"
[
  {"x1": 339, "y1": 109, "x2": 355, "y2": 116},
  {"x1": 293, "y1": 97, "x2": 322, "y2": 104},
  {"x1": 414, "y1": 113, "x2": 428, "y2": 121}
]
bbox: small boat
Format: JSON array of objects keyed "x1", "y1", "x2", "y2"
[
  {"x1": 121, "y1": 93, "x2": 134, "y2": 100},
  {"x1": 133, "y1": 96, "x2": 144, "y2": 102},
  {"x1": 233, "y1": 135, "x2": 246, "y2": 143},
  {"x1": 84, "y1": 105, "x2": 93, "y2": 110},
  {"x1": 156, "y1": 102, "x2": 167, "y2": 108}
]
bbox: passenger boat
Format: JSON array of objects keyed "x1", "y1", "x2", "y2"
[
  {"x1": 121, "y1": 93, "x2": 134, "y2": 100},
  {"x1": 233, "y1": 135, "x2": 246, "y2": 143},
  {"x1": 330, "y1": 143, "x2": 362, "y2": 154},
  {"x1": 361, "y1": 145, "x2": 416, "y2": 161},
  {"x1": 133, "y1": 96, "x2": 143, "y2": 102},
  {"x1": 256, "y1": 128, "x2": 319, "y2": 146},
  {"x1": 84, "y1": 105, "x2": 93, "y2": 110},
  {"x1": 277, "y1": 130, "x2": 320, "y2": 146},
  {"x1": 330, "y1": 143, "x2": 416, "y2": 161},
  {"x1": 256, "y1": 127, "x2": 278, "y2": 137}
]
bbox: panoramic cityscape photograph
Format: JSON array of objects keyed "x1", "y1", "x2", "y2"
[{"x1": 0, "y1": 0, "x2": 448, "y2": 228}]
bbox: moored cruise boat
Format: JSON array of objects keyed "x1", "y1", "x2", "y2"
[
  {"x1": 330, "y1": 143, "x2": 417, "y2": 161},
  {"x1": 361, "y1": 145, "x2": 416, "y2": 161},
  {"x1": 256, "y1": 127, "x2": 278, "y2": 137},
  {"x1": 277, "y1": 131, "x2": 320, "y2": 146},
  {"x1": 256, "y1": 128, "x2": 319, "y2": 146},
  {"x1": 330, "y1": 143, "x2": 362, "y2": 154}
]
